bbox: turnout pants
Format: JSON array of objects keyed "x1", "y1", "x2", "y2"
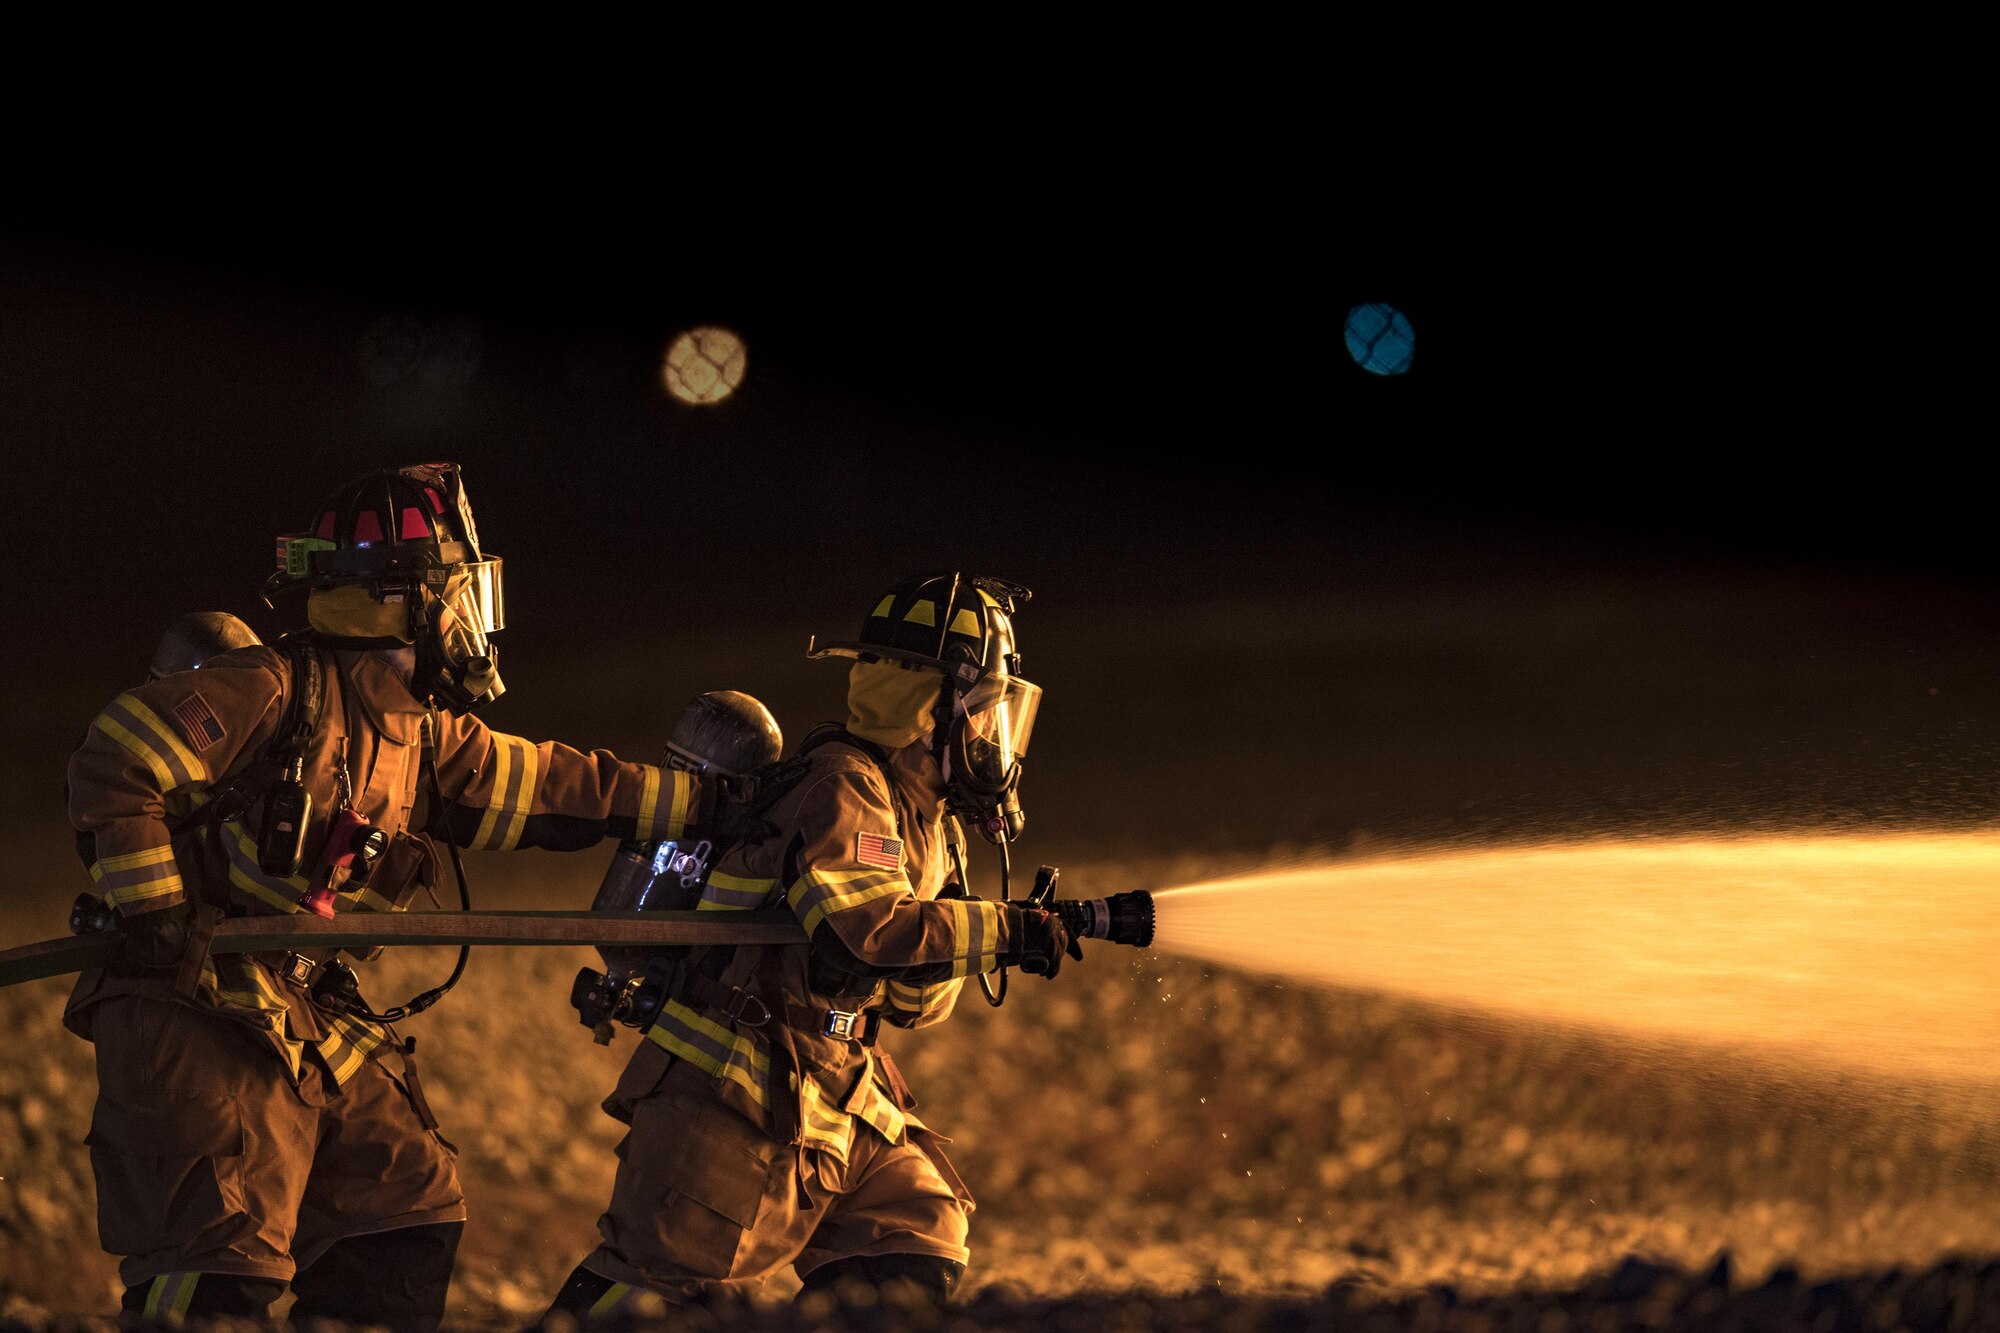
[
  {"x1": 84, "y1": 994, "x2": 465, "y2": 1290},
  {"x1": 580, "y1": 1056, "x2": 970, "y2": 1305}
]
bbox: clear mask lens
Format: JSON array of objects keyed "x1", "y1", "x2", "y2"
[
  {"x1": 453, "y1": 558, "x2": 503, "y2": 633},
  {"x1": 959, "y1": 674, "x2": 1041, "y2": 785},
  {"x1": 435, "y1": 560, "x2": 503, "y2": 661}
]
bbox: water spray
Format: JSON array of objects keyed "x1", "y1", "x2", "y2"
[{"x1": 1142, "y1": 833, "x2": 2000, "y2": 1084}]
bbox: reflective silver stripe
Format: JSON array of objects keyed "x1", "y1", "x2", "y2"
[
  {"x1": 647, "y1": 999, "x2": 769, "y2": 1106},
  {"x1": 96, "y1": 846, "x2": 185, "y2": 908},
  {"x1": 222, "y1": 820, "x2": 306, "y2": 913},
  {"x1": 962, "y1": 896, "x2": 988, "y2": 963},
  {"x1": 789, "y1": 866, "x2": 907, "y2": 935},
  {"x1": 701, "y1": 874, "x2": 776, "y2": 909},
  {"x1": 96, "y1": 695, "x2": 207, "y2": 792},
  {"x1": 471, "y1": 734, "x2": 539, "y2": 851}
]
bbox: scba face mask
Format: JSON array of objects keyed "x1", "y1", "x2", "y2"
[
  {"x1": 418, "y1": 560, "x2": 506, "y2": 712},
  {"x1": 942, "y1": 669, "x2": 1041, "y2": 843}
]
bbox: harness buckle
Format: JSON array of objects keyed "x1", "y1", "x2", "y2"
[
  {"x1": 823, "y1": 1008, "x2": 879, "y2": 1043},
  {"x1": 724, "y1": 987, "x2": 770, "y2": 1028},
  {"x1": 279, "y1": 952, "x2": 318, "y2": 987}
]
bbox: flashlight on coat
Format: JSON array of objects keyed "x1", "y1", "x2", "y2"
[
  {"x1": 298, "y1": 808, "x2": 389, "y2": 920},
  {"x1": 1025, "y1": 865, "x2": 1155, "y2": 949}
]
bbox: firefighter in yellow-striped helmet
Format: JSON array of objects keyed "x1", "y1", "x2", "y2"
[
  {"x1": 808, "y1": 571, "x2": 1040, "y2": 844},
  {"x1": 546, "y1": 571, "x2": 1073, "y2": 1320}
]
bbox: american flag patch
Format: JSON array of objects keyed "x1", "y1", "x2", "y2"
[
  {"x1": 171, "y1": 693, "x2": 225, "y2": 751},
  {"x1": 855, "y1": 831, "x2": 903, "y2": 870}
]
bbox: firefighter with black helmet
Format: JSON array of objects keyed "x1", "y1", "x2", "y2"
[
  {"x1": 546, "y1": 572, "x2": 1079, "y2": 1316},
  {"x1": 64, "y1": 462, "x2": 739, "y2": 1330}
]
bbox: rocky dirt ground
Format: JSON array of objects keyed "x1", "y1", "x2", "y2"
[{"x1": 7, "y1": 573, "x2": 2000, "y2": 1329}]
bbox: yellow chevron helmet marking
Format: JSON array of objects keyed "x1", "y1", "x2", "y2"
[
  {"x1": 949, "y1": 608, "x2": 980, "y2": 637},
  {"x1": 903, "y1": 600, "x2": 937, "y2": 627},
  {"x1": 871, "y1": 595, "x2": 896, "y2": 618}
]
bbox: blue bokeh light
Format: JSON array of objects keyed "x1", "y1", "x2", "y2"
[{"x1": 1345, "y1": 303, "x2": 1416, "y2": 376}]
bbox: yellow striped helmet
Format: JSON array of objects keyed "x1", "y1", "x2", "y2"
[
  {"x1": 811, "y1": 573, "x2": 1039, "y2": 842},
  {"x1": 807, "y1": 572, "x2": 1030, "y2": 688}
]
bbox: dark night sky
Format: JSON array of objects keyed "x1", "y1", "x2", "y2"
[{"x1": 3, "y1": 189, "x2": 1968, "y2": 626}]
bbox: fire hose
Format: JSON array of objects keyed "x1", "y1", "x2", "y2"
[{"x1": 0, "y1": 885, "x2": 1155, "y2": 992}]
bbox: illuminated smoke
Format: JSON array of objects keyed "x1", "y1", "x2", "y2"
[{"x1": 1153, "y1": 833, "x2": 2000, "y2": 1083}]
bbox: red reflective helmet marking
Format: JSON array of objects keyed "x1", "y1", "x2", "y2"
[
  {"x1": 315, "y1": 511, "x2": 337, "y2": 540},
  {"x1": 353, "y1": 510, "x2": 384, "y2": 543},
  {"x1": 400, "y1": 507, "x2": 430, "y2": 539}
]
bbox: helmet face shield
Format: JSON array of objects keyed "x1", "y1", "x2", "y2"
[
  {"x1": 420, "y1": 559, "x2": 506, "y2": 713},
  {"x1": 956, "y1": 672, "x2": 1041, "y2": 790},
  {"x1": 436, "y1": 557, "x2": 504, "y2": 635}
]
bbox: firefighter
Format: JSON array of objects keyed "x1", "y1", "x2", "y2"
[
  {"x1": 545, "y1": 571, "x2": 1080, "y2": 1316},
  {"x1": 64, "y1": 462, "x2": 739, "y2": 1330}
]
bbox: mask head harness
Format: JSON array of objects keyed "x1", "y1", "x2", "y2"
[
  {"x1": 265, "y1": 461, "x2": 506, "y2": 714},
  {"x1": 808, "y1": 572, "x2": 1038, "y2": 845}
]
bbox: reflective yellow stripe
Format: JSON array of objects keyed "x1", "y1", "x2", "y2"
[
  {"x1": 664, "y1": 768, "x2": 692, "y2": 840},
  {"x1": 470, "y1": 734, "x2": 515, "y2": 850},
  {"x1": 789, "y1": 868, "x2": 907, "y2": 936},
  {"x1": 122, "y1": 697, "x2": 209, "y2": 786},
  {"x1": 168, "y1": 1272, "x2": 199, "y2": 1317},
  {"x1": 224, "y1": 821, "x2": 305, "y2": 913},
  {"x1": 102, "y1": 872, "x2": 186, "y2": 910},
  {"x1": 636, "y1": 767, "x2": 661, "y2": 839},
  {"x1": 588, "y1": 1283, "x2": 632, "y2": 1318},
  {"x1": 501, "y1": 740, "x2": 540, "y2": 850},
  {"x1": 297, "y1": 1012, "x2": 388, "y2": 1090},
  {"x1": 949, "y1": 608, "x2": 979, "y2": 637},
  {"x1": 647, "y1": 999, "x2": 769, "y2": 1106},
  {"x1": 700, "y1": 870, "x2": 776, "y2": 910},
  {"x1": 95, "y1": 711, "x2": 177, "y2": 790},
  {"x1": 472, "y1": 735, "x2": 539, "y2": 850},
  {"x1": 904, "y1": 600, "x2": 937, "y2": 627},
  {"x1": 871, "y1": 595, "x2": 895, "y2": 618},
  {"x1": 144, "y1": 1271, "x2": 199, "y2": 1319},
  {"x1": 98, "y1": 844, "x2": 177, "y2": 872}
]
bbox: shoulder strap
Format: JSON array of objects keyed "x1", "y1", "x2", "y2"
[{"x1": 270, "y1": 634, "x2": 326, "y2": 763}]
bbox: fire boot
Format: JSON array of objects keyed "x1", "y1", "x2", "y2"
[{"x1": 289, "y1": 1220, "x2": 462, "y2": 1333}]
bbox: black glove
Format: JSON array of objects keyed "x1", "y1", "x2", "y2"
[
  {"x1": 115, "y1": 899, "x2": 194, "y2": 972},
  {"x1": 1003, "y1": 904, "x2": 1083, "y2": 980}
]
